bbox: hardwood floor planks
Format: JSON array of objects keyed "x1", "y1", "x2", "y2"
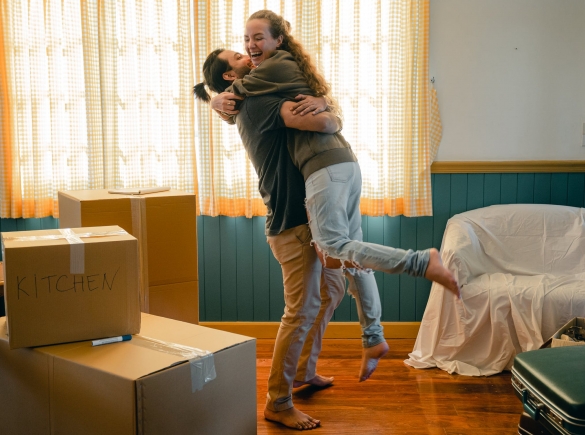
[{"x1": 256, "y1": 338, "x2": 523, "y2": 434}]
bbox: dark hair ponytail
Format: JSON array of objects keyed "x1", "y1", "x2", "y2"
[
  {"x1": 193, "y1": 48, "x2": 232, "y2": 102},
  {"x1": 193, "y1": 82, "x2": 211, "y2": 102}
]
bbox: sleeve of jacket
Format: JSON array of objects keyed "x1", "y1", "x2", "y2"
[{"x1": 230, "y1": 51, "x2": 313, "y2": 98}]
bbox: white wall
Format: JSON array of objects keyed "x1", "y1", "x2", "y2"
[{"x1": 431, "y1": 0, "x2": 585, "y2": 161}]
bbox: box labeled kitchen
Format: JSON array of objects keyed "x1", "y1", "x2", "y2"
[{"x1": 1, "y1": 225, "x2": 140, "y2": 349}]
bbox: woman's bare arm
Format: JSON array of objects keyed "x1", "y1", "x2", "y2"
[
  {"x1": 280, "y1": 101, "x2": 341, "y2": 134},
  {"x1": 289, "y1": 95, "x2": 328, "y2": 116}
]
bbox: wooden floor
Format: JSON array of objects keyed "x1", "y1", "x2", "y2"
[{"x1": 256, "y1": 338, "x2": 523, "y2": 434}]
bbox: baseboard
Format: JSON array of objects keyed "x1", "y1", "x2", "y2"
[{"x1": 199, "y1": 321, "x2": 420, "y2": 339}]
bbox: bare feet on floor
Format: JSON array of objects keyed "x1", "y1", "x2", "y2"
[
  {"x1": 293, "y1": 374, "x2": 334, "y2": 388},
  {"x1": 264, "y1": 406, "x2": 321, "y2": 430},
  {"x1": 424, "y1": 248, "x2": 460, "y2": 296},
  {"x1": 359, "y1": 341, "x2": 389, "y2": 382}
]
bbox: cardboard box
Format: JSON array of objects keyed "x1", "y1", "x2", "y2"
[
  {"x1": 0, "y1": 313, "x2": 257, "y2": 435},
  {"x1": 551, "y1": 317, "x2": 585, "y2": 348},
  {"x1": 1, "y1": 226, "x2": 140, "y2": 349},
  {"x1": 0, "y1": 261, "x2": 4, "y2": 317},
  {"x1": 58, "y1": 189, "x2": 198, "y2": 324}
]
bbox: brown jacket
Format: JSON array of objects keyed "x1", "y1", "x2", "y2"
[{"x1": 227, "y1": 51, "x2": 356, "y2": 180}]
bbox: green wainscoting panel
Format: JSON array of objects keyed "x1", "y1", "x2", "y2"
[
  {"x1": 484, "y1": 173, "x2": 501, "y2": 206},
  {"x1": 234, "y1": 217, "x2": 254, "y2": 320},
  {"x1": 517, "y1": 173, "x2": 535, "y2": 203},
  {"x1": 534, "y1": 173, "x2": 552, "y2": 204},
  {"x1": 219, "y1": 216, "x2": 238, "y2": 321},
  {"x1": 382, "y1": 216, "x2": 401, "y2": 321},
  {"x1": 551, "y1": 173, "x2": 568, "y2": 205},
  {"x1": 197, "y1": 216, "x2": 206, "y2": 320},
  {"x1": 202, "y1": 215, "x2": 221, "y2": 320},
  {"x1": 568, "y1": 173, "x2": 585, "y2": 207},
  {"x1": 3, "y1": 172, "x2": 585, "y2": 323},
  {"x1": 195, "y1": 171, "x2": 585, "y2": 322},
  {"x1": 450, "y1": 174, "x2": 468, "y2": 215},
  {"x1": 501, "y1": 174, "x2": 518, "y2": 204},
  {"x1": 252, "y1": 216, "x2": 271, "y2": 321},
  {"x1": 465, "y1": 173, "x2": 483, "y2": 210}
]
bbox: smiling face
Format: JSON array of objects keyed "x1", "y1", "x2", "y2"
[
  {"x1": 217, "y1": 50, "x2": 254, "y2": 80},
  {"x1": 244, "y1": 18, "x2": 283, "y2": 67}
]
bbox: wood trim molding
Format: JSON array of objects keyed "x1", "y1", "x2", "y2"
[
  {"x1": 431, "y1": 160, "x2": 585, "y2": 173},
  {"x1": 199, "y1": 321, "x2": 420, "y2": 339}
]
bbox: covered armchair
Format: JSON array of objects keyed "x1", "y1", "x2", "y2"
[{"x1": 405, "y1": 204, "x2": 585, "y2": 376}]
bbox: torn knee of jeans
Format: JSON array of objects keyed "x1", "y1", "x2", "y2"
[
  {"x1": 335, "y1": 255, "x2": 367, "y2": 272},
  {"x1": 349, "y1": 260, "x2": 366, "y2": 271},
  {"x1": 313, "y1": 242, "x2": 366, "y2": 271},
  {"x1": 344, "y1": 265, "x2": 374, "y2": 275}
]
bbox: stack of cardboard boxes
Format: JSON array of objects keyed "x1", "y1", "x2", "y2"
[
  {"x1": 0, "y1": 190, "x2": 256, "y2": 435},
  {"x1": 58, "y1": 189, "x2": 200, "y2": 324}
]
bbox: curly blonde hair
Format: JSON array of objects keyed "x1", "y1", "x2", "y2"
[{"x1": 248, "y1": 10, "x2": 341, "y2": 117}]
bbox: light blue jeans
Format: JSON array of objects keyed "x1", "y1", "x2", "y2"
[{"x1": 305, "y1": 162, "x2": 431, "y2": 348}]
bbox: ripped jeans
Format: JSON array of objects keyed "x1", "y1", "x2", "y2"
[{"x1": 305, "y1": 162, "x2": 431, "y2": 348}]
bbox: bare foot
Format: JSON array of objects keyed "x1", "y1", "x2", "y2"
[
  {"x1": 359, "y1": 341, "x2": 389, "y2": 382},
  {"x1": 264, "y1": 406, "x2": 321, "y2": 430},
  {"x1": 424, "y1": 248, "x2": 460, "y2": 296},
  {"x1": 293, "y1": 374, "x2": 334, "y2": 388}
]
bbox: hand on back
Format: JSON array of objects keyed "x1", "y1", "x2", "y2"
[{"x1": 211, "y1": 92, "x2": 244, "y2": 115}]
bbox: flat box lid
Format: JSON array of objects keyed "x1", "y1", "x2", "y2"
[
  {"x1": 59, "y1": 188, "x2": 194, "y2": 201},
  {"x1": 5, "y1": 313, "x2": 253, "y2": 380},
  {"x1": 513, "y1": 346, "x2": 585, "y2": 419},
  {"x1": 1, "y1": 225, "x2": 135, "y2": 249}
]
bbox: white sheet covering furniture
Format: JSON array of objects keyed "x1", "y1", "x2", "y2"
[{"x1": 405, "y1": 204, "x2": 585, "y2": 376}]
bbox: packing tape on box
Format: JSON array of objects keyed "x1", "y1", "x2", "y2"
[
  {"x1": 133, "y1": 335, "x2": 217, "y2": 392},
  {"x1": 59, "y1": 229, "x2": 85, "y2": 274},
  {"x1": 130, "y1": 197, "x2": 150, "y2": 311},
  {"x1": 2, "y1": 229, "x2": 129, "y2": 275}
]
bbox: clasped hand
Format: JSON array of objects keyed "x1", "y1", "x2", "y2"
[{"x1": 210, "y1": 93, "x2": 328, "y2": 117}]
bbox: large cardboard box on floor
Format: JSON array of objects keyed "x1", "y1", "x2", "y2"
[
  {"x1": 1, "y1": 226, "x2": 140, "y2": 349},
  {"x1": 0, "y1": 313, "x2": 257, "y2": 435},
  {"x1": 58, "y1": 189, "x2": 198, "y2": 324}
]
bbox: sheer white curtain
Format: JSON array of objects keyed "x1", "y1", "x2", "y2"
[
  {"x1": 194, "y1": 0, "x2": 439, "y2": 217},
  {"x1": 0, "y1": 0, "x2": 196, "y2": 218},
  {"x1": 0, "y1": 0, "x2": 438, "y2": 219}
]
